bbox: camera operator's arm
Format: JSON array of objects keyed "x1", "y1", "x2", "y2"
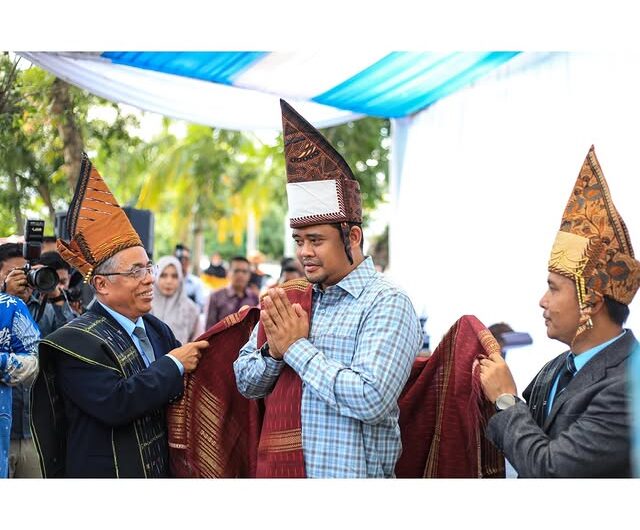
[
  {"x1": 37, "y1": 289, "x2": 76, "y2": 338},
  {"x1": 0, "y1": 296, "x2": 39, "y2": 386}
]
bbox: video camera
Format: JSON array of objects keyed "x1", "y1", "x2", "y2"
[{"x1": 21, "y1": 219, "x2": 59, "y2": 293}]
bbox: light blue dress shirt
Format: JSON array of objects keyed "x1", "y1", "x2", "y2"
[
  {"x1": 234, "y1": 257, "x2": 422, "y2": 477},
  {"x1": 546, "y1": 330, "x2": 625, "y2": 414},
  {"x1": 97, "y1": 302, "x2": 183, "y2": 375}
]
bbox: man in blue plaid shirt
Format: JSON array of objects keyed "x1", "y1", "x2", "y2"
[{"x1": 234, "y1": 100, "x2": 422, "y2": 477}]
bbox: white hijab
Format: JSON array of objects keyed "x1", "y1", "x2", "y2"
[{"x1": 151, "y1": 255, "x2": 200, "y2": 344}]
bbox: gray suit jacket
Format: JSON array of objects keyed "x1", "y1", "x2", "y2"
[{"x1": 487, "y1": 329, "x2": 637, "y2": 478}]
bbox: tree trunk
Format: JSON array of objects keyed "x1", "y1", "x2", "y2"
[
  {"x1": 192, "y1": 220, "x2": 204, "y2": 276},
  {"x1": 9, "y1": 173, "x2": 24, "y2": 234},
  {"x1": 36, "y1": 180, "x2": 56, "y2": 231},
  {"x1": 50, "y1": 78, "x2": 84, "y2": 190}
]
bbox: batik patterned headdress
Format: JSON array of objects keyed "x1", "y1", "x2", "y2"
[
  {"x1": 280, "y1": 99, "x2": 362, "y2": 263},
  {"x1": 548, "y1": 145, "x2": 640, "y2": 337},
  {"x1": 57, "y1": 153, "x2": 143, "y2": 282}
]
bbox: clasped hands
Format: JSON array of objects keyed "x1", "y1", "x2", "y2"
[{"x1": 260, "y1": 288, "x2": 309, "y2": 360}]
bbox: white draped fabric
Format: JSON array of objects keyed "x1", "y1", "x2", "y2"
[
  {"x1": 18, "y1": 52, "x2": 363, "y2": 131},
  {"x1": 389, "y1": 52, "x2": 640, "y2": 391}
]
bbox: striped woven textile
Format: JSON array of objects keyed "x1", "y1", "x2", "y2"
[{"x1": 396, "y1": 315, "x2": 505, "y2": 478}]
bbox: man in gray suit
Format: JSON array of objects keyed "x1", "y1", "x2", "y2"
[{"x1": 479, "y1": 146, "x2": 640, "y2": 478}]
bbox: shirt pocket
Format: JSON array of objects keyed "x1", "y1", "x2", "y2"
[{"x1": 311, "y1": 332, "x2": 357, "y2": 366}]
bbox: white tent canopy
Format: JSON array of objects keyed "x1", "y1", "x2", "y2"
[
  {"x1": 19, "y1": 51, "x2": 640, "y2": 391},
  {"x1": 390, "y1": 52, "x2": 640, "y2": 390},
  {"x1": 18, "y1": 51, "x2": 518, "y2": 130}
]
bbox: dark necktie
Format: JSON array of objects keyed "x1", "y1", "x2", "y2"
[
  {"x1": 133, "y1": 326, "x2": 156, "y2": 365},
  {"x1": 555, "y1": 353, "x2": 577, "y2": 396}
]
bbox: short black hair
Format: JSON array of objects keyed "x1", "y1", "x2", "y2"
[
  {"x1": 604, "y1": 296, "x2": 630, "y2": 326},
  {"x1": 38, "y1": 251, "x2": 71, "y2": 272},
  {"x1": 230, "y1": 256, "x2": 250, "y2": 266},
  {"x1": 0, "y1": 243, "x2": 22, "y2": 267},
  {"x1": 332, "y1": 222, "x2": 364, "y2": 251},
  {"x1": 43, "y1": 236, "x2": 57, "y2": 243}
]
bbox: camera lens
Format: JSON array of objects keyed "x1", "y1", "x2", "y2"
[{"x1": 27, "y1": 266, "x2": 59, "y2": 293}]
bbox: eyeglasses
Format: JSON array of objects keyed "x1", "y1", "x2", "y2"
[{"x1": 99, "y1": 264, "x2": 158, "y2": 281}]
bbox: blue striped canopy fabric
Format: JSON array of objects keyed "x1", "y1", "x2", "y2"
[{"x1": 19, "y1": 51, "x2": 519, "y2": 130}]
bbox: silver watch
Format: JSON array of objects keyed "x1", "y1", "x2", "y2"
[{"x1": 495, "y1": 393, "x2": 520, "y2": 412}]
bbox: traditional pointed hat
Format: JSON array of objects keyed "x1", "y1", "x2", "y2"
[
  {"x1": 548, "y1": 146, "x2": 640, "y2": 334},
  {"x1": 57, "y1": 153, "x2": 143, "y2": 282},
  {"x1": 280, "y1": 99, "x2": 362, "y2": 262}
]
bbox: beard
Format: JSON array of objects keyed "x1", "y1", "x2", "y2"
[
  {"x1": 304, "y1": 267, "x2": 328, "y2": 286},
  {"x1": 305, "y1": 271, "x2": 327, "y2": 285}
]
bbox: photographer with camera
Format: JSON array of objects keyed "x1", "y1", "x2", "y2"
[
  {"x1": 0, "y1": 226, "x2": 77, "y2": 478},
  {"x1": 0, "y1": 243, "x2": 44, "y2": 478}
]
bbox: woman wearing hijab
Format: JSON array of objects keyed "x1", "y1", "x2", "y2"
[{"x1": 151, "y1": 256, "x2": 202, "y2": 344}]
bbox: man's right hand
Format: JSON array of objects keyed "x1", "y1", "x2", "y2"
[
  {"x1": 3, "y1": 268, "x2": 30, "y2": 301},
  {"x1": 169, "y1": 340, "x2": 208, "y2": 373}
]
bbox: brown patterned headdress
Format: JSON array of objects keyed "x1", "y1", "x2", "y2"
[
  {"x1": 57, "y1": 153, "x2": 143, "y2": 282},
  {"x1": 548, "y1": 145, "x2": 640, "y2": 335},
  {"x1": 280, "y1": 99, "x2": 362, "y2": 263}
]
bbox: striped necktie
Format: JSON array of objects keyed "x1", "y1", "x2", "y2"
[
  {"x1": 133, "y1": 326, "x2": 156, "y2": 365},
  {"x1": 555, "y1": 353, "x2": 577, "y2": 396}
]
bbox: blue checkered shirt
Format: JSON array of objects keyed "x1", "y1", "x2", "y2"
[{"x1": 234, "y1": 257, "x2": 422, "y2": 477}]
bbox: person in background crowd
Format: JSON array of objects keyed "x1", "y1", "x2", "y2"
[
  {"x1": 201, "y1": 252, "x2": 228, "y2": 292},
  {"x1": 480, "y1": 146, "x2": 639, "y2": 477},
  {"x1": 38, "y1": 251, "x2": 72, "y2": 291},
  {"x1": 247, "y1": 250, "x2": 271, "y2": 297},
  {"x1": 278, "y1": 257, "x2": 304, "y2": 284},
  {"x1": 41, "y1": 236, "x2": 57, "y2": 254},
  {"x1": 175, "y1": 244, "x2": 206, "y2": 312},
  {"x1": 205, "y1": 256, "x2": 258, "y2": 329},
  {"x1": 151, "y1": 256, "x2": 202, "y2": 345}
]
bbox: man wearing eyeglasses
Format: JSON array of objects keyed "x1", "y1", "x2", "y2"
[{"x1": 31, "y1": 154, "x2": 208, "y2": 478}]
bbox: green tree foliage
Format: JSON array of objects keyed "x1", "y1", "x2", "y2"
[
  {"x1": 0, "y1": 53, "x2": 141, "y2": 237},
  {"x1": 135, "y1": 124, "x2": 286, "y2": 268},
  {"x1": 321, "y1": 117, "x2": 391, "y2": 218},
  {"x1": 1, "y1": 58, "x2": 390, "y2": 271}
]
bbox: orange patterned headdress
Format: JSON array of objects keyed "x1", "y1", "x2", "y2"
[
  {"x1": 548, "y1": 146, "x2": 640, "y2": 334},
  {"x1": 57, "y1": 153, "x2": 143, "y2": 282}
]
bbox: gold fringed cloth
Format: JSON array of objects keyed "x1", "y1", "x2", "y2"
[
  {"x1": 167, "y1": 306, "x2": 262, "y2": 478},
  {"x1": 395, "y1": 315, "x2": 505, "y2": 478},
  {"x1": 255, "y1": 280, "x2": 312, "y2": 478}
]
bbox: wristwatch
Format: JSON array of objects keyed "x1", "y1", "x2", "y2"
[
  {"x1": 259, "y1": 342, "x2": 272, "y2": 358},
  {"x1": 495, "y1": 393, "x2": 521, "y2": 412}
]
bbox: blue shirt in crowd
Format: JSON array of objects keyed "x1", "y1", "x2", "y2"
[{"x1": 0, "y1": 293, "x2": 40, "y2": 478}]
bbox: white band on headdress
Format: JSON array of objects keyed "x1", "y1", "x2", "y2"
[{"x1": 287, "y1": 180, "x2": 341, "y2": 220}]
